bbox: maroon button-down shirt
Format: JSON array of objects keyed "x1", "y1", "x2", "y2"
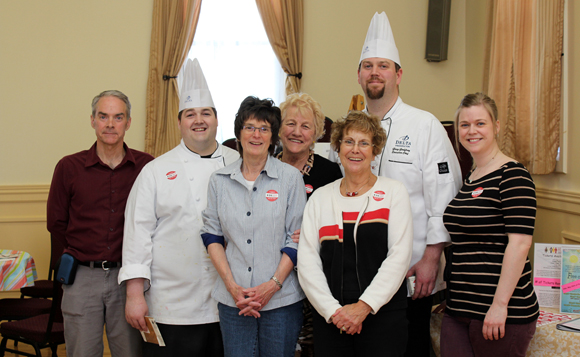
[{"x1": 47, "y1": 142, "x2": 154, "y2": 262}]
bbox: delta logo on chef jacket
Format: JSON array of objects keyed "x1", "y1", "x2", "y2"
[
  {"x1": 305, "y1": 184, "x2": 313, "y2": 194},
  {"x1": 266, "y1": 190, "x2": 279, "y2": 202},
  {"x1": 392, "y1": 135, "x2": 411, "y2": 155}
]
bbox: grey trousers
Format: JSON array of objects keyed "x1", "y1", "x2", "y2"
[{"x1": 61, "y1": 265, "x2": 141, "y2": 357}]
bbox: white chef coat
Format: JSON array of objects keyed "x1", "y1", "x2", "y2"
[
  {"x1": 329, "y1": 97, "x2": 462, "y2": 294},
  {"x1": 119, "y1": 140, "x2": 239, "y2": 325}
]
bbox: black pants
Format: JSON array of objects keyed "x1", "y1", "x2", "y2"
[
  {"x1": 142, "y1": 322, "x2": 224, "y2": 357},
  {"x1": 312, "y1": 305, "x2": 408, "y2": 357},
  {"x1": 404, "y1": 295, "x2": 434, "y2": 357}
]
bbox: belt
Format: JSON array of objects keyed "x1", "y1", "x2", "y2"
[{"x1": 78, "y1": 261, "x2": 121, "y2": 270}]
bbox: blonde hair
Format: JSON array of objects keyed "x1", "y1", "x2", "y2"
[
  {"x1": 280, "y1": 93, "x2": 326, "y2": 148},
  {"x1": 454, "y1": 92, "x2": 499, "y2": 153}
]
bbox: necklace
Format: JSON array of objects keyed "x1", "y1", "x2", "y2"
[
  {"x1": 344, "y1": 176, "x2": 372, "y2": 197},
  {"x1": 469, "y1": 148, "x2": 500, "y2": 183},
  {"x1": 276, "y1": 150, "x2": 314, "y2": 176}
]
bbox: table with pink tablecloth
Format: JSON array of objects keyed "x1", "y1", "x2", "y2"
[{"x1": 0, "y1": 250, "x2": 37, "y2": 291}]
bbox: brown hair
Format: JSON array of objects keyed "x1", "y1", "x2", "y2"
[{"x1": 330, "y1": 111, "x2": 386, "y2": 156}]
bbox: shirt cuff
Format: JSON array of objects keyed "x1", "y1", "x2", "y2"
[
  {"x1": 281, "y1": 247, "x2": 297, "y2": 266},
  {"x1": 201, "y1": 233, "x2": 225, "y2": 248}
]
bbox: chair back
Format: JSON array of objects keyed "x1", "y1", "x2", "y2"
[{"x1": 49, "y1": 234, "x2": 66, "y2": 280}]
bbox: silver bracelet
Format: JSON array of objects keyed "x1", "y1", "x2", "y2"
[{"x1": 271, "y1": 275, "x2": 283, "y2": 289}]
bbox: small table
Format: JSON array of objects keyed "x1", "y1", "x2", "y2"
[
  {"x1": 430, "y1": 307, "x2": 580, "y2": 357},
  {"x1": 0, "y1": 250, "x2": 37, "y2": 291}
]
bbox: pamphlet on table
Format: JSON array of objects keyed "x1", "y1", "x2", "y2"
[{"x1": 560, "y1": 247, "x2": 580, "y2": 314}]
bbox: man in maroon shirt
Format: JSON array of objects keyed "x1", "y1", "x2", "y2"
[{"x1": 47, "y1": 90, "x2": 153, "y2": 357}]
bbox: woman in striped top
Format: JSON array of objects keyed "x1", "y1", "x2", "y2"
[{"x1": 441, "y1": 93, "x2": 539, "y2": 357}]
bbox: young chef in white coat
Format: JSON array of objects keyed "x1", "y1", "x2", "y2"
[
  {"x1": 119, "y1": 58, "x2": 239, "y2": 356},
  {"x1": 329, "y1": 12, "x2": 462, "y2": 357}
]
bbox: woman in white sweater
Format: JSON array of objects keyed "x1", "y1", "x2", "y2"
[{"x1": 297, "y1": 111, "x2": 413, "y2": 356}]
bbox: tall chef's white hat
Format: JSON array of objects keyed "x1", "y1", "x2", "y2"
[
  {"x1": 179, "y1": 58, "x2": 215, "y2": 112},
  {"x1": 359, "y1": 12, "x2": 401, "y2": 67}
]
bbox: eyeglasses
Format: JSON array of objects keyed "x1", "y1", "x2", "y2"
[
  {"x1": 242, "y1": 126, "x2": 271, "y2": 134},
  {"x1": 340, "y1": 139, "x2": 374, "y2": 149}
]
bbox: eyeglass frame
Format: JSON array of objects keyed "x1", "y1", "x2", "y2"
[
  {"x1": 339, "y1": 139, "x2": 375, "y2": 149},
  {"x1": 242, "y1": 125, "x2": 272, "y2": 134}
]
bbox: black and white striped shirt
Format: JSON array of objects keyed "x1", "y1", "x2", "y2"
[{"x1": 443, "y1": 161, "x2": 539, "y2": 324}]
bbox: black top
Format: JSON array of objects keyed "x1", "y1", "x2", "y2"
[{"x1": 303, "y1": 154, "x2": 342, "y2": 200}]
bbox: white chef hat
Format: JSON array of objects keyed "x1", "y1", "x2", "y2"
[
  {"x1": 359, "y1": 12, "x2": 401, "y2": 67},
  {"x1": 179, "y1": 58, "x2": 215, "y2": 112}
]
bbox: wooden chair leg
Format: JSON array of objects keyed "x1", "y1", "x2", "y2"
[{"x1": 0, "y1": 337, "x2": 7, "y2": 357}]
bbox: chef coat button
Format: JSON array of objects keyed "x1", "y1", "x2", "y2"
[
  {"x1": 203, "y1": 266, "x2": 209, "y2": 271},
  {"x1": 109, "y1": 228, "x2": 113, "y2": 232},
  {"x1": 190, "y1": 177, "x2": 194, "y2": 181},
  {"x1": 111, "y1": 209, "x2": 115, "y2": 213},
  {"x1": 248, "y1": 267, "x2": 252, "y2": 272},
  {"x1": 196, "y1": 197, "x2": 200, "y2": 201},
  {"x1": 247, "y1": 239, "x2": 251, "y2": 244},
  {"x1": 253, "y1": 187, "x2": 257, "y2": 191},
  {"x1": 247, "y1": 212, "x2": 251, "y2": 216},
  {"x1": 184, "y1": 159, "x2": 188, "y2": 163}
]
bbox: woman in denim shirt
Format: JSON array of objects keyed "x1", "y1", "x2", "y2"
[{"x1": 201, "y1": 96, "x2": 306, "y2": 357}]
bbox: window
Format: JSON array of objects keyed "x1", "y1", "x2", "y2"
[{"x1": 179, "y1": 0, "x2": 285, "y2": 143}]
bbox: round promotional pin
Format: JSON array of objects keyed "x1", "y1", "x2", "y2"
[
  {"x1": 266, "y1": 190, "x2": 279, "y2": 202},
  {"x1": 373, "y1": 190, "x2": 385, "y2": 201},
  {"x1": 166, "y1": 171, "x2": 177, "y2": 180},
  {"x1": 472, "y1": 187, "x2": 484, "y2": 198},
  {"x1": 305, "y1": 184, "x2": 313, "y2": 194}
]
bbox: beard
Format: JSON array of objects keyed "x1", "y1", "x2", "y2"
[{"x1": 365, "y1": 84, "x2": 385, "y2": 100}]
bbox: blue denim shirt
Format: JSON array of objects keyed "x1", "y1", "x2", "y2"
[{"x1": 201, "y1": 155, "x2": 306, "y2": 310}]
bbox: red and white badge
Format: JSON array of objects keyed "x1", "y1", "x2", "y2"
[
  {"x1": 166, "y1": 171, "x2": 177, "y2": 180},
  {"x1": 266, "y1": 190, "x2": 279, "y2": 202},
  {"x1": 305, "y1": 184, "x2": 314, "y2": 194},
  {"x1": 373, "y1": 190, "x2": 385, "y2": 201},
  {"x1": 472, "y1": 187, "x2": 484, "y2": 198}
]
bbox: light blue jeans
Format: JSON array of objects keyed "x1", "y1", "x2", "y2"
[{"x1": 218, "y1": 301, "x2": 303, "y2": 357}]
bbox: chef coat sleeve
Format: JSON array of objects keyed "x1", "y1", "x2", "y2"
[
  {"x1": 422, "y1": 119, "x2": 462, "y2": 246},
  {"x1": 118, "y1": 164, "x2": 157, "y2": 287}
]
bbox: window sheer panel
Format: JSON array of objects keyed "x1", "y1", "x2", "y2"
[{"x1": 186, "y1": 0, "x2": 285, "y2": 143}]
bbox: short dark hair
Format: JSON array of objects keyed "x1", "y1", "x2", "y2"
[
  {"x1": 234, "y1": 96, "x2": 281, "y2": 157},
  {"x1": 178, "y1": 107, "x2": 218, "y2": 121}
]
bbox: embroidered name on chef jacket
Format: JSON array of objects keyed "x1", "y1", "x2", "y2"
[{"x1": 392, "y1": 135, "x2": 411, "y2": 155}]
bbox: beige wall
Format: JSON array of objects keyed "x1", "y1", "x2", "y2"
[
  {"x1": 0, "y1": 0, "x2": 578, "y2": 285},
  {"x1": 0, "y1": 0, "x2": 153, "y2": 186},
  {"x1": 302, "y1": 0, "x2": 470, "y2": 123}
]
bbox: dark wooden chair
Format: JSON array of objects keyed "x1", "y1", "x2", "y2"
[
  {"x1": 222, "y1": 138, "x2": 238, "y2": 152},
  {"x1": 0, "y1": 277, "x2": 64, "y2": 356},
  {"x1": 20, "y1": 234, "x2": 64, "y2": 299}
]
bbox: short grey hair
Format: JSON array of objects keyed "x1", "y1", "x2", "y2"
[{"x1": 91, "y1": 90, "x2": 131, "y2": 118}]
